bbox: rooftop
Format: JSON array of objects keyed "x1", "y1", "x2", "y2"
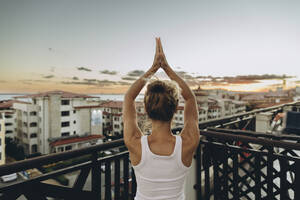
[
  {"x1": 0, "y1": 100, "x2": 30, "y2": 109},
  {"x1": 50, "y1": 134, "x2": 104, "y2": 147}
]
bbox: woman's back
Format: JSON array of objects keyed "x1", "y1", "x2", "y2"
[{"x1": 133, "y1": 135, "x2": 190, "y2": 200}]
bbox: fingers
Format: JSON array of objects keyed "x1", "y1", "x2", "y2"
[
  {"x1": 158, "y1": 37, "x2": 162, "y2": 53},
  {"x1": 155, "y1": 38, "x2": 160, "y2": 54}
]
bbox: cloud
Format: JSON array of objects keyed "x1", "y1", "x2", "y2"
[
  {"x1": 61, "y1": 79, "x2": 121, "y2": 87},
  {"x1": 77, "y1": 67, "x2": 92, "y2": 72},
  {"x1": 122, "y1": 77, "x2": 137, "y2": 81},
  {"x1": 194, "y1": 74, "x2": 294, "y2": 86},
  {"x1": 127, "y1": 70, "x2": 144, "y2": 77},
  {"x1": 100, "y1": 70, "x2": 118, "y2": 75},
  {"x1": 72, "y1": 76, "x2": 79, "y2": 80},
  {"x1": 61, "y1": 81, "x2": 96, "y2": 86},
  {"x1": 84, "y1": 79, "x2": 97, "y2": 82},
  {"x1": 117, "y1": 81, "x2": 131, "y2": 85},
  {"x1": 43, "y1": 75, "x2": 54, "y2": 79}
]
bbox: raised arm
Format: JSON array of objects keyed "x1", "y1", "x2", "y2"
[
  {"x1": 157, "y1": 38, "x2": 199, "y2": 148},
  {"x1": 123, "y1": 38, "x2": 161, "y2": 146}
]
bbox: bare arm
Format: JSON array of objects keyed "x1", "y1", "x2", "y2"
[
  {"x1": 157, "y1": 38, "x2": 199, "y2": 146},
  {"x1": 123, "y1": 38, "x2": 161, "y2": 146}
]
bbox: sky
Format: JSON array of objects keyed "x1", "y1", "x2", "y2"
[{"x1": 0, "y1": 0, "x2": 300, "y2": 94}]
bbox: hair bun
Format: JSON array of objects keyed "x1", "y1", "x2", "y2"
[{"x1": 149, "y1": 84, "x2": 165, "y2": 93}]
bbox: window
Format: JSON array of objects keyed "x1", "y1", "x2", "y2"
[
  {"x1": 65, "y1": 145, "x2": 72, "y2": 151},
  {"x1": 62, "y1": 132, "x2": 70, "y2": 137},
  {"x1": 61, "y1": 122, "x2": 70, "y2": 127},
  {"x1": 73, "y1": 131, "x2": 76, "y2": 134},
  {"x1": 61, "y1": 100, "x2": 70, "y2": 105},
  {"x1": 114, "y1": 124, "x2": 120, "y2": 128},
  {"x1": 30, "y1": 122, "x2": 37, "y2": 127},
  {"x1": 5, "y1": 123, "x2": 13, "y2": 126},
  {"x1": 58, "y1": 147, "x2": 64, "y2": 152},
  {"x1": 6, "y1": 130, "x2": 13, "y2": 134},
  {"x1": 73, "y1": 120, "x2": 76, "y2": 124},
  {"x1": 30, "y1": 111, "x2": 37, "y2": 116},
  {"x1": 114, "y1": 117, "x2": 119, "y2": 121},
  {"x1": 61, "y1": 111, "x2": 70, "y2": 116},
  {"x1": 30, "y1": 133, "x2": 37, "y2": 138},
  {"x1": 73, "y1": 110, "x2": 76, "y2": 114}
]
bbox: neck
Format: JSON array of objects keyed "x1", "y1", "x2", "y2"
[{"x1": 151, "y1": 120, "x2": 172, "y2": 138}]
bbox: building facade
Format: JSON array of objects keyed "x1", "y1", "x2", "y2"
[{"x1": 14, "y1": 91, "x2": 103, "y2": 155}]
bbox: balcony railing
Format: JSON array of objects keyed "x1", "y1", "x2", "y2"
[
  {"x1": 197, "y1": 128, "x2": 300, "y2": 200},
  {"x1": 0, "y1": 101, "x2": 299, "y2": 199}
]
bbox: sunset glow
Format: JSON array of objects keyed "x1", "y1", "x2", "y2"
[{"x1": 1, "y1": 0, "x2": 300, "y2": 94}]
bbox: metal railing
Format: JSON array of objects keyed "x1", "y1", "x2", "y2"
[
  {"x1": 196, "y1": 129, "x2": 300, "y2": 200},
  {"x1": 0, "y1": 101, "x2": 299, "y2": 199}
]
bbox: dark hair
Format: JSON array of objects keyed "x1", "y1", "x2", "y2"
[{"x1": 144, "y1": 80, "x2": 179, "y2": 122}]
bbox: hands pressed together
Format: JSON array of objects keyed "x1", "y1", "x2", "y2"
[{"x1": 151, "y1": 37, "x2": 170, "y2": 71}]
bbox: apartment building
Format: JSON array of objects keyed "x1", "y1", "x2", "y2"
[
  {"x1": 0, "y1": 112, "x2": 5, "y2": 165},
  {"x1": 100, "y1": 101, "x2": 146, "y2": 136},
  {"x1": 0, "y1": 100, "x2": 26, "y2": 139},
  {"x1": 14, "y1": 91, "x2": 103, "y2": 155}
]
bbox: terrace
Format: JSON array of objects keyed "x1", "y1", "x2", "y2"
[{"x1": 0, "y1": 102, "x2": 300, "y2": 199}]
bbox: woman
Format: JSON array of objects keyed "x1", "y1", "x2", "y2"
[{"x1": 123, "y1": 38, "x2": 199, "y2": 200}]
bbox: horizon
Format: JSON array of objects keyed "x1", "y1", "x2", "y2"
[{"x1": 1, "y1": 0, "x2": 300, "y2": 93}]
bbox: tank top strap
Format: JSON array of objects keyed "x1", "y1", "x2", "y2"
[
  {"x1": 134, "y1": 135, "x2": 147, "y2": 169},
  {"x1": 175, "y1": 135, "x2": 190, "y2": 170}
]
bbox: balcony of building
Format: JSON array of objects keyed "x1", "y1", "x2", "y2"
[{"x1": 0, "y1": 102, "x2": 300, "y2": 199}]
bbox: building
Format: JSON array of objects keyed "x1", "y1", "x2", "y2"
[
  {"x1": 13, "y1": 91, "x2": 104, "y2": 155},
  {"x1": 0, "y1": 100, "x2": 27, "y2": 139},
  {"x1": 0, "y1": 112, "x2": 5, "y2": 165},
  {"x1": 99, "y1": 101, "x2": 146, "y2": 136},
  {"x1": 241, "y1": 88, "x2": 294, "y2": 109}
]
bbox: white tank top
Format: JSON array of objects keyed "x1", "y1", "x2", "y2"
[{"x1": 132, "y1": 135, "x2": 191, "y2": 200}]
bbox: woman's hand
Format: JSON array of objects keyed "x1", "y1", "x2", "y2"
[{"x1": 156, "y1": 38, "x2": 170, "y2": 70}]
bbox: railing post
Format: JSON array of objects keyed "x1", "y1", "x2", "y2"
[
  {"x1": 279, "y1": 158, "x2": 288, "y2": 199},
  {"x1": 267, "y1": 147, "x2": 274, "y2": 199},
  {"x1": 232, "y1": 149, "x2": 239, "y2": 200},
  {"x1": 105, "y1": 161, "x2": 112, "y2": 200},
  {"x1": 254, "y1": 153, "x2": 262, "y2": 200},
  {"x1": 195, "y1": 143, "x2": 202, "y2": 199},
  {"x1": 123, "y1": 155, "x2": 129, "y2": 200},
  {"x1": 114, "y1": 158, "x2": 121, "y2": 200},
  {"x1": 131, "y1": 167, "x2": 137, "y2": 198},
  {"x1": 222, "y1": 147, "x2": 229, "y2": 200},
  {"x1": 92, "y1": 152, "x2": 101, "y2": 199},
  {"x1": 295, "y1": 161, "x2": 300, "y2": 200}
]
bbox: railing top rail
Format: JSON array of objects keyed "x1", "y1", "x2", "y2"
[
  {"x1": 208, "y1": 127, "x2": 300, "y2": 141},
  {"x1": 0, "y1": 139, "x2": 125, "y2": 176},
  {"x1": 201, "y1": 130, "x2": 300, "y2": 151}
]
